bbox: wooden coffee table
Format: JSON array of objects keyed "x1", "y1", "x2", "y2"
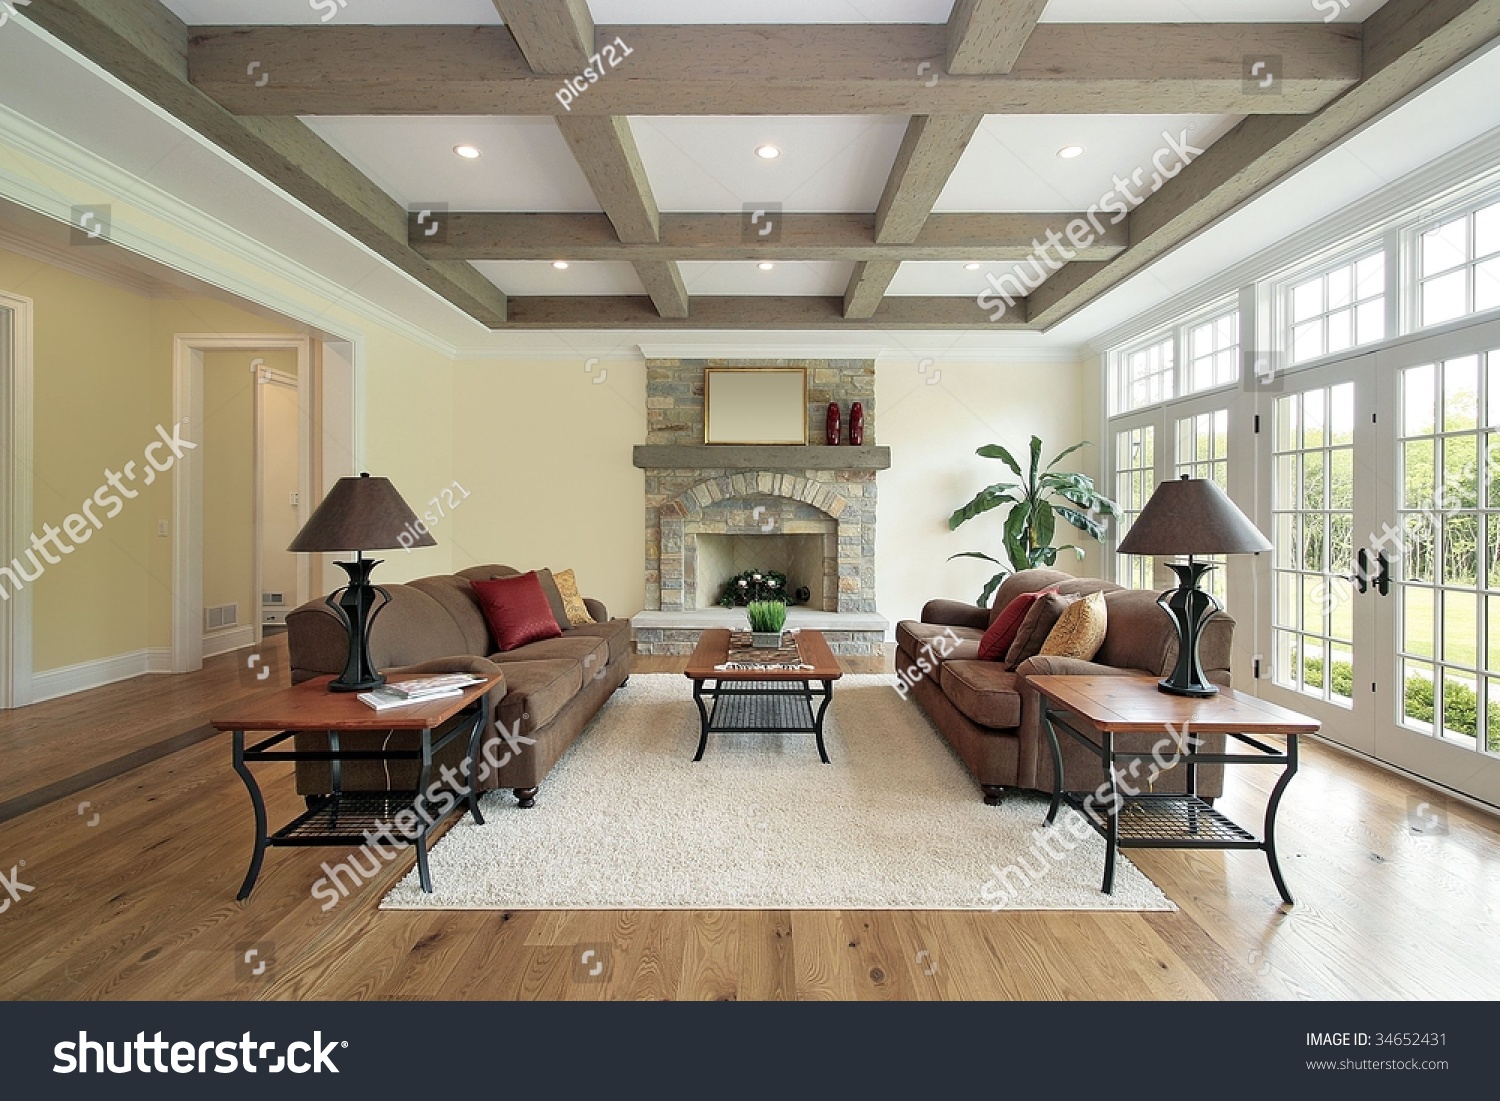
[
  {"x1": 684, "y1": 629, "x2": 843, "y2": 763},
  {"x1": 1029, "y1": 674, "x2": 1319, "y2": 905},
  {"x1": 212, "y1": 673, "x2": 503, "y2": 899}
]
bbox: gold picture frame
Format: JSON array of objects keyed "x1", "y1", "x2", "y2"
[{"x1": 703, "y1": 368, "x2": 808, "y2": 445}]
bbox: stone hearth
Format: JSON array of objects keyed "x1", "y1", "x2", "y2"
[{"x1": 632, "y1": 358, "x2": 889, "y2": 656}]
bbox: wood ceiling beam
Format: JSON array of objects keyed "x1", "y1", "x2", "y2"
[
  {"x1": 946, "y1": 0, "x2": 1051, "y2": 75},
  {"x1": 410, "y1": 212, "x2": 1128, "y2": 262},
  {"x1": 493, "y1": 0, "x2": 685, "y2": 317},
  {"x1": 23, "y1": 0, "x2": 509, "y2": 327},
  {"x1": 505, "y1": 295, "x2": 1022, "y2": 329},
  {"x1": 843, "y1": 262, "x2": 904, "y2": 320},
  {"x1": 187, "y1": 23, "x2": 1361, "y2": 116},
  {"x1": 1026, "y1": 0, "x2": 1500, "y2": 330}
]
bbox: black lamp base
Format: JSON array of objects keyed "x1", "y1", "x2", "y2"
[
  {"x1": 1157, "y1": 560, "x2": 1222, "y2": 698},
  {"x1": 325, "y1": 555, "x2": 391, "y2": 693}
]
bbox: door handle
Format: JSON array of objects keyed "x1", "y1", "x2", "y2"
[
  {"x1": 1373, "y1": 550, "x2": 1391, "y2": 597},
  {"x1": 1351, "y1": 549, "x2": 1370, "y2": 594}
]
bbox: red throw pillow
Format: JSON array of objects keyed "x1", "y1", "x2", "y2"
[
  {"x1": 977, "y1": 586, "x2": 1059, "y2": 662},
  {"x1": 471, "y1": 573, "x2": 564, "y2": 652}
]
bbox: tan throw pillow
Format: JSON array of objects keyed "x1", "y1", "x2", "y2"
[
  {"x1": 553, "y1": 568, "x2": 597, "y2": 626},
  {"x1": 1004, "y1": 592, "x2": 1076, "y2": 668},
  {"x1": 533, "y1": 568, "x2": 574, "y2": 632},
  {"x1": 1039, "y1": 591, "x2": 1108, "y2": 661}
]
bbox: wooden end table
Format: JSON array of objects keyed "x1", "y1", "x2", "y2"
[
  {"x1": 684, "y1": 629, "x2": 843, "y2": 763},
  {"x1": 211, "y1": 673, "x2": 503, "y2": 899},
  {"x1": 1028, "y1": 674, "x2": 1319, "y2": 905}
]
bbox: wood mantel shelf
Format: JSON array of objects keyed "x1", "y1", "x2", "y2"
[{"x1": 633, "y1": 444, "x2": 891, "y2": 471}]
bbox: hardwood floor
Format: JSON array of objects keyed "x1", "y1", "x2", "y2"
[{"x1": 2, "y1": 640, "x2": 1498, "y2": 1001}]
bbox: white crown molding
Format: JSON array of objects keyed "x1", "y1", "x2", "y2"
[
  {"x1": 0, "y1": 223, "x2": 187, "y2": 299},
  {"x1": 0, "y1": 95, "x2": 461, "y2": 359},
  {"x1": 1082, "y1": 122, "x2": 1500, "y2": 359}
]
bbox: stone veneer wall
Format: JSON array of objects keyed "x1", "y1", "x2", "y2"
[{"x1": 639, "y1": 359, "x2": 883, "y2": 655}]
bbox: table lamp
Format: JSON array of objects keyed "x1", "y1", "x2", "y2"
[
  {"x1": 287, "y1": 473, "x2": 435, "y2": 692},
  {"x1": 1115, "y1": 475, "x2": 1272, "y2": 697}
]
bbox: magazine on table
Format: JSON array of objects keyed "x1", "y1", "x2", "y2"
[{"x1": 381, "y1": 673, "x2": 484, "y2": 699}]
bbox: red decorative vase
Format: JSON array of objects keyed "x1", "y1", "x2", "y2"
[
  {"x1": 849, "y1": 402, "x2": 865, "y2": 446},
  {"x1": 825, "y1": 402, "x2": 841, "y2": 446}
]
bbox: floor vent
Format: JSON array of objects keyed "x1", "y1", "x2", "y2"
[{"x1": 205, "y1": 603, "x2": 238, "y2": 630}]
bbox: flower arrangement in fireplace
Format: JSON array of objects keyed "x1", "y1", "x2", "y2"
[{"x1": 718, "y1": 569, "x2": 789, "y2": 607}]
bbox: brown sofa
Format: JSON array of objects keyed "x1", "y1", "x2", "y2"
[
  {"x1": 287, "y1": 564, "x2": 631, "y2": 807},
  {"x1": 896, "y1": 568, "x2": 1234, "y2": 805}
]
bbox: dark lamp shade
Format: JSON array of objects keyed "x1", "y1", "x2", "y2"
[
  {"x1": 1116, "y1": 476, "x2": 1272, "y2": 557},
  {"x1": 287, "y1": 473, "x2": 436, "y2": 553}
]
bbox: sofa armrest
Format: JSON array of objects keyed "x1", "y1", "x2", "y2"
[
  {"x1": 385, "y1": 655, "x2": 507, "y2": 680},
  {"x1": 1014, "y1": 655, "x2": 1147, "y2": 678},
  {"x1": 583, "y1": 597, "x2": 608, "y2": 622},
  {"x1": 921, "y1": 599, "x2": 989, "y2": 630}
]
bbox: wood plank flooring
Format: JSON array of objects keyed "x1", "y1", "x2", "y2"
[{"x1": 2, "y1": 638, "x2": 1498, "y2": 1001}]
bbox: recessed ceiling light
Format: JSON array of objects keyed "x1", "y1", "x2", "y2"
[
  {"x1": 552, "y1": 260, "x2": 570, "y2": 270},
  {"x1": 1057, "y1": 145, "x2": 1086, "y2": 160},
  {"x1": 964, "y1": 262, "x2": 982, "y2": 271},
  {"x1": 454, "y1": 144, "x2": 482, "y2": 159},
  {"x1": 755, "y1": 145, "x2": 781, "y2": 160},
  {"x1": 758, "y1": 262, "x2": 775, "y2": 271}
]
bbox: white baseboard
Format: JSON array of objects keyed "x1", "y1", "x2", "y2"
[
  {"x1": 31, "y1": 647, "x2": 173, "y2": 704},
  {"x1": 203, "y1": 625, "x2": 255, "y2": 660}
]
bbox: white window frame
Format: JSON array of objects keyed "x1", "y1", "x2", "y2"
[
  {"x1": 1274, "y1": 243, "x2": 1389, "y2": 369},
  {"x1": 1405, "y1": 182, "x2": 1500, "y2": 334}
]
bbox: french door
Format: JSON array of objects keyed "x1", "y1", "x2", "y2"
[{"x1": 1258, "y1": 318, "x2": 1500, "y2": 805}]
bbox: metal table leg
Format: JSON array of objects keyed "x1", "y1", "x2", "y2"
[
  {"x1": 1264, "y1": 732, "x2": 1299, "y2": 905},
  {"x1": 812, "y1": 679, "x2": 834, "y2": 764},
  {"x1": 464, "y1": 695, "x2": 488, "y2": 827},
  {"x1": 692, "y1": 679, "x2": 712, "y2": 762},
  {"x1": 232, "y1": 730, "x2": 268, "y2": 901},
  {"x1": 1102, "y1": 730, "x2": 1119, "y2": 895},
  {"x1": 415, "y1": 728, "x2": 435, "y2": 894},
  {"x1": 1042, "y1": 703, "x2": 1064, "y2": 825}
]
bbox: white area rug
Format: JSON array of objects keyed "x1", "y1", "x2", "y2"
[{"x1": 381, "y1": 674, "x2": 1174, "y2": 911}]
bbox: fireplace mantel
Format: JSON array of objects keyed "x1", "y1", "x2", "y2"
[{"x1": 633, "y1": 445, "x2": 891, "y2": 472}]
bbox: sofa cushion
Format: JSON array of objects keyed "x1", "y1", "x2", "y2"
[
  {"x1": 406, "y1": 574, "x2": 495, "y2": 656},
  {"x1": 486, "y1": 634, "x2": 608, "y2": 670},
  {"x1": 493, "y1": 658, "x2": 583, "y2": 736},
  {"x1": 553, "y1": 569, "x2": 597, "y2": 626},
  {"x1": 1040, "y1": 590, "x2": 1108, "y2": 660},
  {"x1": 567, "y1": 618, "x2": 633, "y2": 666},
  {"x1": 1004, "y1": 592, "x2": 1077, "y2": 668},
  {"x1": 896, "y1": 621, "x2": 982, "y2": 663},
  {"x1": 534, "y1": 568, "x2": 575, "y2": 632},
  {"x1": 979, "y1": 586, "x2": 1057, "y2": 661},
  {"x1": 939, "y1": 660, "x2": 1023, "y2": 729},
  {"x1": 988, "y1": 569, "x2": 1072, "y2": 624},
  {"x1": 472, "y1": 573, "x2": 564, "y2": 652}
]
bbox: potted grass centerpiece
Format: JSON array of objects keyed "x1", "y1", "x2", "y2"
[{"x1": 747, "y1": 600, "x2": 788, "y2": 649}]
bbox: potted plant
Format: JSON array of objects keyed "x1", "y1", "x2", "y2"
[
  {"x1": 948, "y1": 436, "x2": 1121, "y2": 606},
  {"x1": 747, "y1": 600, "x2": 788, "y2": 649}
]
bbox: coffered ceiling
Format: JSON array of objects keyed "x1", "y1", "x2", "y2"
[{"x1": 12, "y1": 0, "x2": 1500, "y2": 333}]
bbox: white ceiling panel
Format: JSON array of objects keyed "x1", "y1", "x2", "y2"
[
  {"x1": 299, "y1": 117, "x2": 601, "y2": 212},
  {"x1": 936, "y1": 114, "x2": 1241, "y2": 213},
  {"x1": 635, "y1": 117, "x2": 909, "y2": 214},
  {"x1": 472, "y1": 261, "x2": 645, "y2": 296},
  {"x1": 1039, "y1": 0, "x2": 1386, "y2": 22},
  {"x1": 887, "y1": 260, "x2": 1051, "y2": 297},
  {"x1": 160, "y1": 0, "x2": 504, "y2": 24},
  {"x1": 680, "y1": 261, "x2": 855, "y2": 296},
  {"x1": 160, "y1": 0, "x2": 1387, "y2": 26}
]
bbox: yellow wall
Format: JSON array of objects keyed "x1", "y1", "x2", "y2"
[{"x1": 449, "y1": 359, "x2": 647, "y2": 617}]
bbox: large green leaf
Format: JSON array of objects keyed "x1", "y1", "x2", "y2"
[
  {"x1": 977, "y1": 570, "x2": 1009, "y2": 608},
  {"x1": 1002, "y1": 502, "x2": 1032, "y2": 570},
  {"x1": 1046, "y1": 440, "x2": 1092, "y2": 470},
  {"x1": 948, "y1": 551, "x2": 1004, "y2": 565},
  {"x1": 1055, "y1": 506, "x2": 1108, "y2": 541},
  {"x1": 1027, "y1": 435, "x2": 1044, "y2": 486},
  {"x1": 975, "y1": 444, "x2": 1023, "y2": 478},
  {"x1": 1032, "y1": 501, "x2": 1056, "y2": 551},
  {"x1": 947, "y1": 484, "x2": 1021, "y2": 529}
]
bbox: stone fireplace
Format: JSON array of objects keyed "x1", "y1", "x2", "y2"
[{"x1": 631, "y1": 358, "x2": 889, "y2": 656}]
